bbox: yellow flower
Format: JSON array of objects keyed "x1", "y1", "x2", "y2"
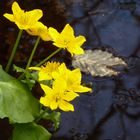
[
  {"x1": 48, "y1": 24, "x2": 86, "y2": 56},
  {"x1": 52, "y1": 63, "x2": 92, "y2": 93},
  {"x1": 27, "y1": 22, "x2": 52, "y2": 41},
  {"x1": 29, "y1": 61, "x2": 60, "y2": 81},
  {"x1": 3, "y1": 2, "x2": 43, "y2": 30},
  {"x1": 40, "y1": 80, "x2": 79, "y2": 111}
]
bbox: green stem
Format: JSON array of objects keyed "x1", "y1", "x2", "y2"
[
  {"x1": 36, "y1": 48, "x2": 62, "y2": 67},
  {"x1": 18, "y1": 37, "x2": 40, "y2": 80},
  {"x1": 18, "y1": 47, "x2": 62, "y2": 80},
  {"x1": 25, "y1": 37, "x2": 40, "y2": 69},
  {"x1": 5, "y1": 29, "x2": 23, "y2": 72}
]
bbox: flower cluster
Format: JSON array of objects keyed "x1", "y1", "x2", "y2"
[
  {"x1": 3, "y1": 2, "x2": 51, "y2": 41},
  {"x1": 30, "y1": 62, "x2": 91, "y2": 111},
  {"x1": 4, "y1": 2, "x2": 86, "y2": 55},
  {"x1": 4, "y1": 2, "x2": 92, "y2": 112}
]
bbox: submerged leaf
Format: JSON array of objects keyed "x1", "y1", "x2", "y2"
[{"x1": 72, "y1": 50, "x2": 127, "y2": 76}]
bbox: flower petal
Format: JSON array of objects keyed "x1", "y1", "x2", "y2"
[
  {"x1": 61, "y1": 24, "x2": 74, "y2": 39},
  {"x1": 25, "y1": 9, "x2": 43, "y2": 25},
  {"x1": 28, "y1": 67, "x2": 41, "y2": 71},
  {"x1": 38, "y1": 71, "x2": 52, "y2": 81},
  {"x1": 59, "y1": 100, "x2": 74, "y2": 111},
  {"x1": 26, "y1": 22, "x2": 51, "y2": 41},
  {"x1": 67, "y1": 43, "x2": 84, "y2": 56},
  {"x1": 50, "y1": 100, "x2": 58, "y2": 110},
  {"x1": 12, "y1": 2, "x2": 23, "y2": 15},
  {"x1": 53, "y1": 79, "x2": 67, "y2": 93},
  {"x1": 62, "y1": 91, "x2": 79, "y2": 101},
  {"x1": 75, "y1": 36, "x2": 86, "y2": 46},
  {"x1": 3, "y1": 14, "x2": 14, "y2": 22},
  {"x1": 52, "y1": 63, "x2": 68, "y2": 80},
  {"x1": 70, "y1": 68, "x2": 81, "y2": 82},
  {"x1": 74, "y1": 85, "x2": 92, "y2": 93},
  {"x1": 40, "y1": 94, "x2": 58, "y2": 110},
  {"x1": 40, "y1": 96, "x2": 50, "y2": 107},
  {"x1": 15, "y1": 10, "x2": 43, "y2": 29},
  {"x1": 40, "y1": 31, "x2": 52, "y2": 41},
  {"x1": 40, "y1": 84, "x2": 52, "y2": 94},
  {"x1": 48, "y1": 27, "x2": 60, "y2": 41},
  {"x1": 53, "y1": 42, "x2": 66, "y2": 48},
  {"x1": 27, "y1": 22, "x2": 44, "y2": 35},
  {"x1": 72, "y1": 47, "x2": 84, "y2": 55}
]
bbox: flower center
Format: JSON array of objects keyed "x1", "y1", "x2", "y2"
[{"x1": 63, "y1": 40, "x2": 70, "y2": 45}]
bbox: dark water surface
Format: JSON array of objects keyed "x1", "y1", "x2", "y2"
[{"x1": 0, "y1": 0, "x2": 140, "y2": 140}]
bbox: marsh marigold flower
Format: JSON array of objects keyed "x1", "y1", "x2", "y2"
[
  {"x1": 3, "y1": 2, "x2": 43, "y2": 30},
  {"x1": 52, "y1": 63, "x2": 92, "y2": 93},
  {"x1": 27, "y1": 22, "x2": 52, "y2": 41},
  {"x1": 40, "y1": 80, "x2": 79, "y2": 111},
  {"x1": 29, "y1": 61, "x2": 60, "y2": 81},
  {"x1": 48, "y1": 24, "x2": 86, "y2": 56}
]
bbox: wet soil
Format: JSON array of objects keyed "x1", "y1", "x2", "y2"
[{"x1": 0, "y1": 0, "x2": 140, "y2": 140}]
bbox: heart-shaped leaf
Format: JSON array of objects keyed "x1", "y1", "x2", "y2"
[
  {"x1": 0, "y1": 66, "x2": 40, "y2": 123},
  {"x1": 12, "y1": 123, "x2": 51, "y2": 140}
]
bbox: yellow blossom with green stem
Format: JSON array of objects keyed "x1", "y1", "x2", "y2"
[
  {"x1": 52, "y1": 63, "x2": 92, "y2": 93},
  {"x1": 48, "y1": 24, "x2": 86, "y2": 56},
  {"x1": 24, "y1": 22, "x2": 52, "y2": 70},
  {"x1": 1, "y1": 1, "x2": 93, "y2": 139},
  {"x1": 3, "y1": 2, "x2": 44, "y2": 72},
  {"x1": 29, "y1": 61, "x2": 60, "y2": 81},
  {"x1": 40, "y1": 80, "x2": 79, "y2": 111},
  {"x1": 31, "y1": 24, "x2": 86, "y2": 68}
]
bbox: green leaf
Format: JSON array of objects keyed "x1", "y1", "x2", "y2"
[
  {"x1": 24, "y1": 71, "x2": 39, "y2": 90},
  {"x1": 21, "y1": 79, "x2": 36, "y2": 90},
  {"x1": 30, "y1": 71, "x2": 39, "y2": 81},
  {"x1": 41, "y1": 111, "x2": 61, "y2": 129},
  {"x1": 12, "y1": 123, "x2": 51, "y2": 140},
  {"x1": 13, "y1": 65, "x2": 36, "y2": 89},
  {"x1": 13, "y1": 65, "x2": 25, "y2": 73},
  {"x1": 40, "y1": 80, "x2": 53, "y2": 87},
  {"x1": 0, "y1": 66, "x2": 40, "y2": 123}
]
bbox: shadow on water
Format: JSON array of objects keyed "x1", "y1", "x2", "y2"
[{"x1": 0, "y1": 0, "x2": 140, "y2": 140}]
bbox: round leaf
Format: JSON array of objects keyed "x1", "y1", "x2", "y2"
[
  {"x1": 0, "y1": 66, "x2": 40, "y2": 123},
  {"x1": 12, "y1": 123, "x2": 51, "y2": 140}
]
